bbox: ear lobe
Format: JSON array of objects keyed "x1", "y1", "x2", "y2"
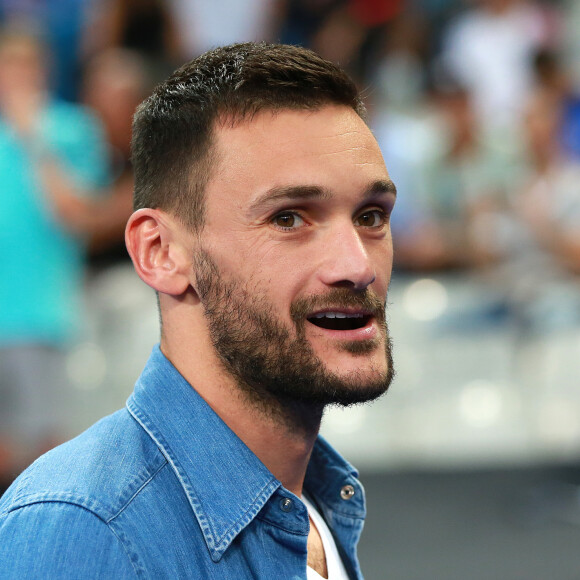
[{"x1": 125, "y1": 209, "x2": 192, "y2": 296}]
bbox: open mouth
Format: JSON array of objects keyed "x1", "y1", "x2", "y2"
[{"x1": 307, "y1": 312, "x2": 371, "y2": 331}]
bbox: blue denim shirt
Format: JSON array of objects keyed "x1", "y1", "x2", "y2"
[{"x1": 0, "y1": 346, "x2": 366, "y2": 579}]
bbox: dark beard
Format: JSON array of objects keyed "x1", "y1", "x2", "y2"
[{"x1": 194, "y1": 248, "x2": 394, "y2": 418}]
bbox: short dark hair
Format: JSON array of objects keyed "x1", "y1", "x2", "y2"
[{"x1": 131, "y1": 42, "x2": 366, "y2": 230}]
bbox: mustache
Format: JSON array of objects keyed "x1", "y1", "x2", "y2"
[{"x1": 290, "y1": 288, "x2": 386, "y2": 323}]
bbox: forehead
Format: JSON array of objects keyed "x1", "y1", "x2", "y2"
[{"x1": 206, "y1": 106, "x2": 389, "y2": 210}]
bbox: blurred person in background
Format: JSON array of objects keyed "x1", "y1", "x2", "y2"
[
  {"x1": 439, "y1": 0, "x2": 558, "y2": 171},
  {"x1": 81, "y1": 47, "x2": 152, "y2": 266},
  {"x1": 169, "y1": 0, "x2": 283, "y2": 57},
  {"x1": 533, "y1": 48, "x2": 580, "y2": 165},
  {"x1": 371, "y1": 10, "x2": 483, "y2": 272},
  {"x1": 387, "y1": 81, "x2": 489, "y2": 272},
  {"x1": 308, "y1": 0, "x2": 403, "y2": 86},
  {"x1": 278, "y1": 0, "x2": 344, "y2": 48},
  {"x1": 466, "y1": 48, "x2": 580, "y2": 331},
  {"x1": 85, "y1": 0, "x2": 185, "y2": 85},
  {"x1": 0, "y1": 27, "x2": 129, "y2": 491},
  {"x1": 0, "y1": 0, "x2": 92, "y2": 101}
]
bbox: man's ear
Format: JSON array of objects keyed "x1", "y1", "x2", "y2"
[{"x1": 125, "y1": 208, "x2": 192, "y2": 296}]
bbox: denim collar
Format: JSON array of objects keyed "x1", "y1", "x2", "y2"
[{"x1": 126, "y1": 345, "x2": 364, "y2": 562}]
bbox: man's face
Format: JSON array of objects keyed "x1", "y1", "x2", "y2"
[{"x1": 192, "y1": 105, "x2": 396, "y2": 407}]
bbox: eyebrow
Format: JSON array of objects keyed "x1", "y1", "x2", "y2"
[
  {"x1": 248, "y1": 179, "x2": 397, "y2": 213},
  {"x1": 365, "y1": 179, "x2": 397, "y2": 198},
  {"x1": 248, "y1": 185, "x2": 331, "y2": 213}
]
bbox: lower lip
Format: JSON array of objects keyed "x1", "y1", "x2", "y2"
[{"x1": 306, "y1": 319, "x2": 379, "y2": 341}]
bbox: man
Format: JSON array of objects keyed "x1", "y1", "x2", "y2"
[{"x1": 0, "y1": 42, "x2": 396, "y2": 579}]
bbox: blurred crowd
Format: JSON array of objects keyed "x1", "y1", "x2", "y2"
[{"x1": 1, "y1": 0, "x2": 580, "y2": 487}]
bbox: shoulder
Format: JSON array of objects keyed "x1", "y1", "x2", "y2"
[
  {"x1": 0, "y1": 399, "x2": 245, "y2": 578},
  {"x1": 0, "y1": 408, "x2": 167, "y2": 523},
  {"x1": 0, "y1": 409, "x2": 168, "y2": 578},
  {"x1": 0, "y1": 500, "x2": 138, "y2": 578}
]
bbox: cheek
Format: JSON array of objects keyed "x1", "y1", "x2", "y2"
[
  {"x1": 219, "y1": 247, "x2": 307, "y2": 304},
  {"x1": 264, "y1": 264, "x2": 311, "y2": 302},
  {"x1": 371, "y1": 242, "x2": 393, "y2": 289},
  {"x1": 242, "y1": 239, "x2": 313, "y2": 282},
  {"x1": 254, "y1": 257, "x2": 314, "y2": 312}
]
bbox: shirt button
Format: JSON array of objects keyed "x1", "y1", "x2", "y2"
[
  {"x1": 280, "y1": 498, "x2": 294, "y2": 512},
  {"x1": 340, "y1": 484, "x2": 356, "y2": 500}
]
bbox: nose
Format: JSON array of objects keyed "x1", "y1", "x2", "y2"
[{"x1": 318, "y1": 223, "x2": 376, "y2": 290}]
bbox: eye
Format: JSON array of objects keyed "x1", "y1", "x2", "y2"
[
  {"x1": 271, "y1": 211, "x2": 306, "y2": 230},
  {"x1": 354, "y1": 209, "x2": 387, "y2": 228}
]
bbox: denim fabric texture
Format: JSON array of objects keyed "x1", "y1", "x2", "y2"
[{"x1": 0, "y1": 345, "x2": 367, "y2": 579}]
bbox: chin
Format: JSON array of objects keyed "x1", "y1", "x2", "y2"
[
  {"x1": 324, "y1": 373, "x2": 392, "y2": 407},
  {"x1": 320, "y1": 341, "x2": 386, "y2": 367},
  {"x1": 326, "y1": 358, "x2": 390, "y2": 383}
]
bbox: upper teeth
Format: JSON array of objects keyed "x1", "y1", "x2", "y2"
[{"x1": 313, "y1": 312, "x2": 364, "y2": 319}]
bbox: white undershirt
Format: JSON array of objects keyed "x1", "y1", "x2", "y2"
[{"x1": 302, "y1": 495, "x2": 350, "y2": 580}]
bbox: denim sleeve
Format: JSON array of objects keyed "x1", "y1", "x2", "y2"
[{"x1": 0, "y1": 502, "x2": 137, "y2": 579}]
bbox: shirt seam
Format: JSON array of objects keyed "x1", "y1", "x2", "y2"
[{"x1": 105, "y1": 458, "x2": 168, "y2": 524}]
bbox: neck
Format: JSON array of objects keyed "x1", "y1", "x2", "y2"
[
  {"x1": 160, "y1": 329, "x2": 323, "y2": 496},
  {"x1": 226, "y1": 393, "x2": 324, "y2": 496}
]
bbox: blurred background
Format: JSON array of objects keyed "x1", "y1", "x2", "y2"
[{"x1": 1, "y1": 0, "x2": 580, "y2": 578}]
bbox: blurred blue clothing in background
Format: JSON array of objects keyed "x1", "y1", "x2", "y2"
[{"x1": 0, "y1": 100, "x2": 109, "y2": 347}]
